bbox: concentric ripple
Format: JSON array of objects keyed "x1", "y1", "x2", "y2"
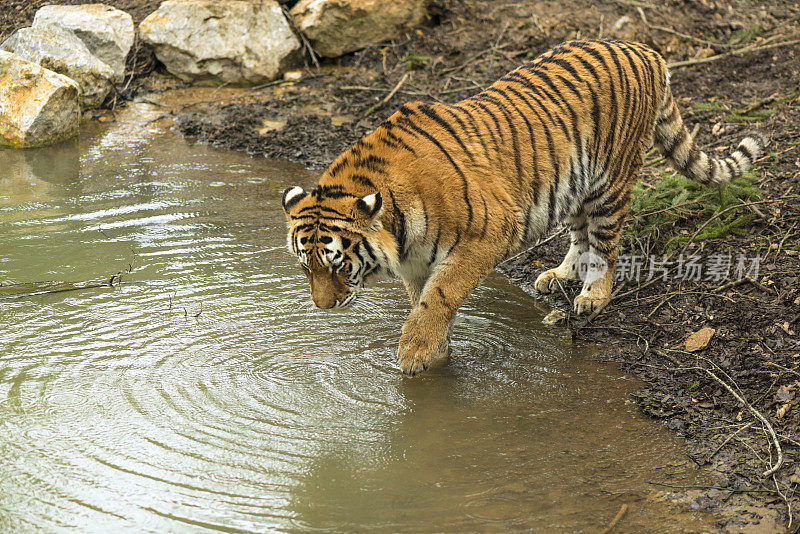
[{"x1": 0, "y1": 109, "x2": 715, "y2": 533}]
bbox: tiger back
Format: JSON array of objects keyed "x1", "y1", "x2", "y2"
[{"x1": 282, "y1": 39, "x2": 766, "y2": 375}]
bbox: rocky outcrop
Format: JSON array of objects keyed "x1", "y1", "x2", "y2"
[
  {"x1": 139, "y1": 0, "x2": 301, "y2": 85},
  {"x1": 291, "y1": 0, "x2": 431, "y2": 58},
  {"x1": 32, "y1": 4, "x2": 134, "y2": 82},
  {"x1": 1, "y1": 26, "x2": 114, "y2": 109},
  {"x1": 0, "y1": 51, "x2": 81, "y2": 148}
]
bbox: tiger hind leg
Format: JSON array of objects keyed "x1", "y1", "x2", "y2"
[
  {"x1": 534, "y1": 215, "x2": 589, "y2": 294},
  {"x1": 573, "y1": 192, "x2": 631, "y2": 316}
]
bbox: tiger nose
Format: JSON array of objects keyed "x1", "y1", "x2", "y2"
[
  {"x1": 312, "y1": 297, "x2": 336, "y2": 309},
  {"x1": 311, "y1": 293, "x2": 336, "y2": 309}
]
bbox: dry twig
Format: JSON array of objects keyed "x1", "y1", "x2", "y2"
[
  {"x1": 599, "y1": 504, "x2": 628, "y2": 534},
  {"x1": 668, "y1": 39, "x2": 800, "y2": 69},
  {"x1": 700, "y1": 360, "x2": 784, "y2": 477},
  {"x1": 366, "y1": 72, "x2": 410, "y2": 116}
]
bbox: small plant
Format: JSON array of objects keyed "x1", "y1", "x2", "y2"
[
  {"x1": 729, "y1": 24, "x2": 764, "y2": 46},
  {"x1": 401, "y1": 52, "x2": 431, "y2": 70},
  {"x1": 626, "y1": 167, "x2": 762, "y2": 251}
]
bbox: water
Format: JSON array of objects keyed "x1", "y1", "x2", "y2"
[{"x1": 0, "y1": 98, "x2": 716, "y2": 532}]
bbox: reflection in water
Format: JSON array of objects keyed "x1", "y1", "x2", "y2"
[{"x1": 0, "y1": 103, "x2": 714, "y2": 532}]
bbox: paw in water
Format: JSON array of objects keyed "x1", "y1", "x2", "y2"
[{"x1": 397, "y1": 315, "x2": 449, "y2": 376}]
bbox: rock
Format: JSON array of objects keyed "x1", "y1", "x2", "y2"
[
  {"x1": 685, "y1": 326, "x2": 716, "y2": 352},
  {"x1": 139, "y1": 0, "x2": 301, "y2": 85},
  {"x1": 0, "y1": 51, "x2": 81, "y2": 148},
  {"x1": 291, "y1": 0, "x2": 431, "y2": 58},
  {"x1": 1, "y1": 26, "x2": 114, "y2": 109},
  {"x1": 32, "y1": 4, "x2": 134, "y2": 82}
]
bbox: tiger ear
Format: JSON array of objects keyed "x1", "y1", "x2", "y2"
[
  {"x1": 355, "y1": 192, "x2": 382, "y2": 219},
  {"x1": 282, "y1": 186, "x2": 306, "y2": 213}
]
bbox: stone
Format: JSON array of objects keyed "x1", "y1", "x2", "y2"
[
  {"x1": 1, "y1": 26, "x2": 115, "y2": 109},
  {"x1": 685, "y1": 326, "x2": 716, "y2": 352},
  {"x1": 0, "y1": 51, "x2": 81, "y2": 148},
  {"x1": 32, "y1": 4, "x2": 134, "y2": 82},
  {"x1": 139, "y1": 0, "x2": 301, "y2": 85},
  {"x1": 291, "y1": 0, "x2": 431, "y2": 58}
]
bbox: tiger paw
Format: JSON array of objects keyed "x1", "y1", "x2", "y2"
[
  {"x1": 397, "y1": 317, "x2": 449, "y2": 376},
  {"x1": 534, "y1": 269, "x2": 564, "y2": 294},
  {"x1": 573, "y1": 294, "x2": 608, "y2": 316}
]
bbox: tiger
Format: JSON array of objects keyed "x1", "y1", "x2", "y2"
[{"x1": 281, "y1": 39, "x2": 766, "y2": 376}]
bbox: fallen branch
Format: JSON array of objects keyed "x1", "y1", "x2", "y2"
[
  {"x1": 599, "y1": 504, "x2": 628, "y2": 534},
  {"x1": 653, "y1": 25, "x2": 734, "y2": 49},
  {"x1": 668, "y1": 39, "x2": 800, "y2": 69},
  {"x1": 366, "y1": 72, "x2": 410, "y2": 116},
  {"x1": 740, "y1": 92, "x2": 779, "y2": 115},
  {"x1": 0, "y1": 278, "x2": 170, "y2": 300},
  {"x1": 281, "y1": 4, "x2": 319, "y2": 69},
  {"x1": 578, "y1": 281, "x2": 628, "y2": 326},
  {"x1": 708, "y1": 422, "x2": 755, "y2": 461},
  {"x1": 499, "y1": 227, "x2": 567, "y2": 266}
]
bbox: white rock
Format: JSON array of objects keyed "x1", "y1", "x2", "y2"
[
  {"x1": 291, "y1": 0, "x2": 431, "y2": 58},
  {"x1": 33, "y1": 4, "x2": 134, "y2": 82},
  {"x1": 0, "y1": 51, "x2": 81, "y2": 148},
  {"x1": 139, "y1": 0, "x2": 301, "y2": 85},
  {"x1": 1, "y1": 26, "x2": 114, "y2": 109}
]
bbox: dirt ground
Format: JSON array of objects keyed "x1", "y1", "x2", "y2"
[{"x1": 4, "y1": 0, "x2": 800, "y2": 530}]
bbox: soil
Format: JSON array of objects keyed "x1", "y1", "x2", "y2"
[{"x1": 4, "y1": 0, "x2": 800, "y2": 530}]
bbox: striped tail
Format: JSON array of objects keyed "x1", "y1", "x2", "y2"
[{"x1": 654, "y1": 85, "x2": 768, "y2": 186}]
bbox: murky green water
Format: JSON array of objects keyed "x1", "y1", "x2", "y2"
[{"x1": 0, "y1": 100, "x2": 716, "y2": 532}]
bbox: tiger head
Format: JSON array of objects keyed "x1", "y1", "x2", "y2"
[{"x1": 281, "y1": 185, "x2": 387, "y2": 308}]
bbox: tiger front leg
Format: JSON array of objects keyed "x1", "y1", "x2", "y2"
[{"x1": 397, "y1": 244, "x2": 501, "y2": 376}]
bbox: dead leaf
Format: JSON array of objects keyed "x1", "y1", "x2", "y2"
[
  {"x1": 330, "y1": 115, "x2": 354, "y2": 126},
  {"x1": 257, "y1": 120, "x2": 287, "y2": 135},
  {"x1": 789, "y1": 467, "x2": 800, "y2": 485},
  {"x1": 542, "y1": 309, "x2": 566, "y2": 326},
  {"x1": 779, "y1": 321, "x2": 795, "y2": 336},
  {"x1": 776, "y1": 404, "x2": 790, "y2": 418},
  {"x1": 775, "y1": 384, "x2": 795, "y2": 402},
  {"x1": 685, "y1": 327, "x2": 716, "y2": 352}
]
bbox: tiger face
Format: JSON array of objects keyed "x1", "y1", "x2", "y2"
[{"x1": 282, "y1": 185, "x2": 385, "y2": 309}]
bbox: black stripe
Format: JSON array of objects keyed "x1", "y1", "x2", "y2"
[
  {"x1": 417, "y1": 103, "x2": 475, "y2": 162},
  {"x1": 444, "y1": 105, "x2": 491, "y2": 161},
  {"x1": 349, "y1": 173, "x2": 375, "y2": 188},
  {"x1": 396, "y1": 118, "x2": 474, "y2": 229},
  {"x1": 478, "y1": 92, "x2": 524, "y2": 186},
  {"x1": 428, "y1": 226, "x2": 440, "y2": 266},
  {"x1": 479, "y1": 194, "x2": 489, "y2": 238},
  {"x1": 382, "y1": 127, "x2": 417, "y2": 155},
  {"x1": 352, "y1": 155, "x2": 388, "y2": 172},
  {"x1": 502, "y1": 85, "x2": 560, "y2": 193},
  {"x1": 737, "y1": 143, "x2": 753, "y2": 162},
  {"x1": 388, "y1": 190, "x2": 407, "y2": 260},
  {"x1": 546, "y1": 183, "x2": 557, "y2": 230}
]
